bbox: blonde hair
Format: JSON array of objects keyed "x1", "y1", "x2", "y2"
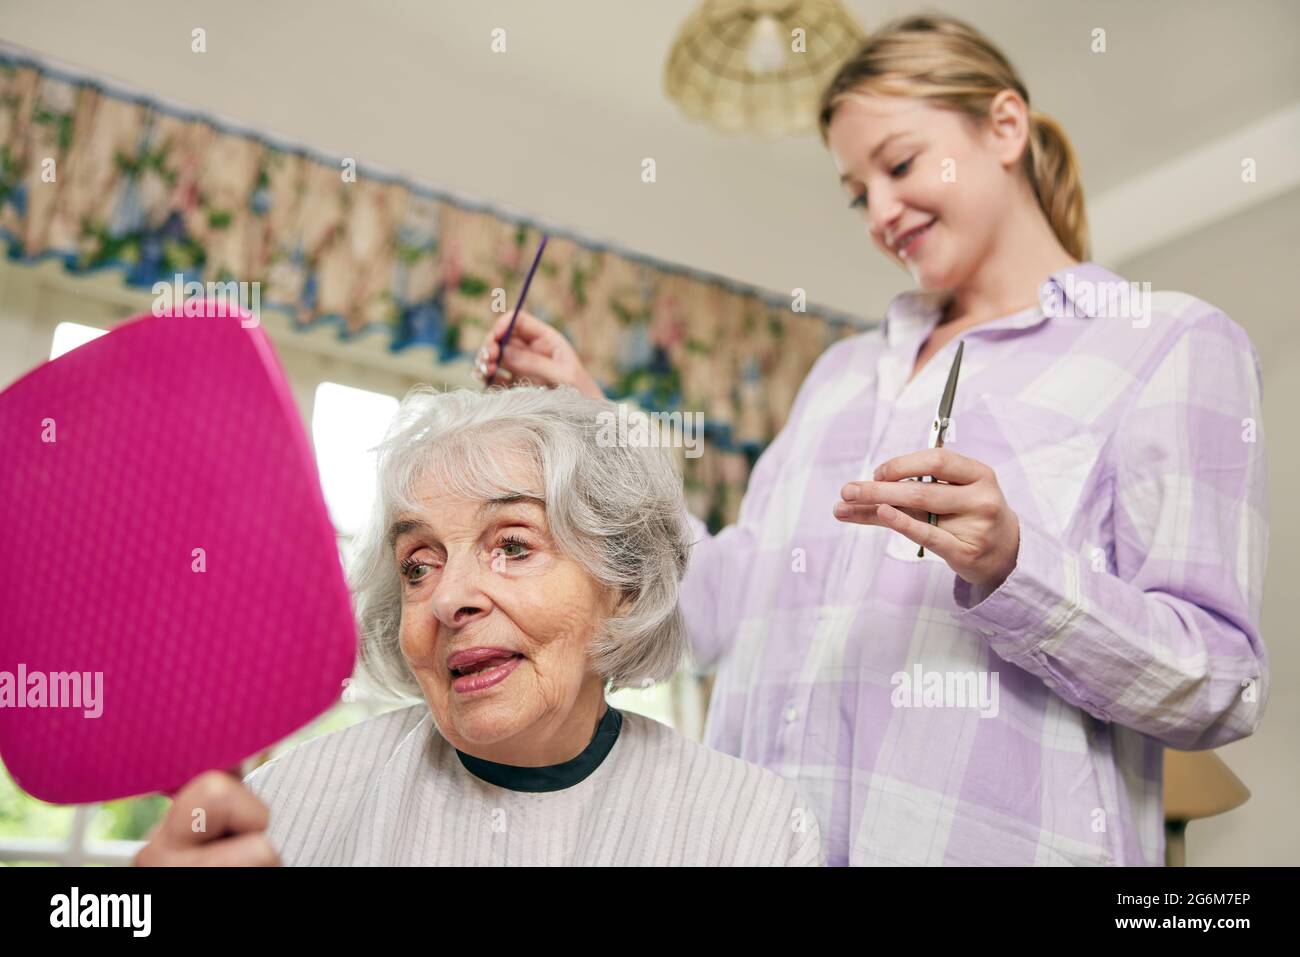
[{"x1": 817, "y1": 13, "x2": 1089, "y2": 261}]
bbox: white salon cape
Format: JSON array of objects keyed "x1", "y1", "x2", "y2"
[{"x1": 244, "y1": 702, "x2": 824, "y2": 866}]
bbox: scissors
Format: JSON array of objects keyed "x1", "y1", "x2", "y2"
[{"x1": 914, "y1": 338, "x2": 964, "y2": 558}]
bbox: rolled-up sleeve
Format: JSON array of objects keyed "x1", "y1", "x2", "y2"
[{"x1": 952, "y1": 309, "x2": 1269, "y2": 750}]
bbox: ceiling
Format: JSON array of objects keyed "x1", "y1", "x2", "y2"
[{"x1": 2, "y1": 0, "x2": 1298, "y2": 318}]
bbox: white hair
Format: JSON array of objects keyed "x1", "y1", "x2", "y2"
[{"x1": 348, "y1": 384, "x2": 692, "y2": 701}]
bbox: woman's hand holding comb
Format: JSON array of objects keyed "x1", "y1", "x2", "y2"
[
  {"x1": 474, "y1": 309, "x2": 603, "y2": 399},
  {"x1": 133, "y1": 770, "x2": 280, "y2": 867}
]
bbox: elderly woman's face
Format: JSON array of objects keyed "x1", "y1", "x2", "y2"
[{"x1": 391, "y1": 468, "x2": 612, "y2": 757}]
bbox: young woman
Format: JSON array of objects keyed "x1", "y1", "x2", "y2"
[{"x1": 474, "y1": 14, "x2": 1269, "y2": 866}]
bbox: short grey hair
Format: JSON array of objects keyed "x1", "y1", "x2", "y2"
[{"x1": 348, "y1": 384, "x2": 692, "y2": 701}]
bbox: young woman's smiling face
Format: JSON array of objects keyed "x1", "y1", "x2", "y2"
[
  {"x1": 390, "y1": 466, "x2": 614, "y2": 765},
  {"x1": 827, "y1": 92, "x2": 1027, "y2": 292}
]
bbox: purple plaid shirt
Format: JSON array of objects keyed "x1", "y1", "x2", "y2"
[{"x1": 681, "y1": 261, "x2": 1269, "y2": 866}]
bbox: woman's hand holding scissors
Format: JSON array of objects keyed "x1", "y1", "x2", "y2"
[
  {"x1": 832, "y1": 341, "x2": 1019, "y2": 592},
  {"x1": 833, "y1": 448, "x2": 1021, "y2": 592}
]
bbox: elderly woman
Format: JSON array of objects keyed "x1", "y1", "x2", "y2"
[{"x1": 135, "y1": 385, "x2": 823, "y2": 866}]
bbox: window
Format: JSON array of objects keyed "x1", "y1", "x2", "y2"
[
  {"x1": 312, "y1": 381, "x2": 400, "y2": 538},
  {"x1": 49, "y1": 321, "x2": 107, "y2": 360}
]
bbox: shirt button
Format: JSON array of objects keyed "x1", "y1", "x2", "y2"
[
  {"x1": 784, "y1": 707, "x2": 798, "y2": 723},
  {"x1": 980, "y1": 627, "x2": 996, "y2": 637}
]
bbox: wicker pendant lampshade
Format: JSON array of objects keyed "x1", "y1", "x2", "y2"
[{"x1": 664, "y1": 0, "x2": 866, "y2": 137}]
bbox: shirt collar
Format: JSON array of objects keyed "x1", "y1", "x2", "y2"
[
  {"x1": 454, "y1": 703, "x2": 622, "y2": 793},
  {"x1": 880, "y1": 261, "x2": 1128, "y2": 348}
]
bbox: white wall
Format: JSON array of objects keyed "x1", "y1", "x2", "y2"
[{"x1": 1117, "y1": 185, "x2": 1300, "y2": 866}]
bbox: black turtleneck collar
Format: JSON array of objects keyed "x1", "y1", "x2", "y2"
[{"x1": 454, "y1": 705, "x2": 623, "y2": 793}]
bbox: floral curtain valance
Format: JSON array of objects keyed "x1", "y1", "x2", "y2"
[{"x1": 0, "y1": 46, "x2": 870, "y2": 529}]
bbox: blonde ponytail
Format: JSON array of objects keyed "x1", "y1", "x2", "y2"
[
  {"x1": 818, "y1": 14, "x2": 1090, "y2": 261},
  {"x1": 1026, "y1": 109, "x2": 1090, "y2": 261}
]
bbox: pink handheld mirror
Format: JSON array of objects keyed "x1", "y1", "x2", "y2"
[{"x1": 0, "y1": 302, "x2": 358, "y2": 804}]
